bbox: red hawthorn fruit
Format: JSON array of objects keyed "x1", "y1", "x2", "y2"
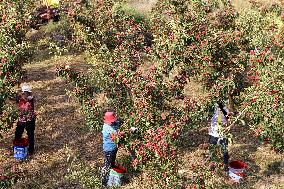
[
  {"x1": 1, "y1": 14, "x2": 7, "y2": 21},
  {"x1": 249, "y1": 49, "x2": 257, "y2": 56},
  {"x1": 0, "y1": 175, "x2": 8, "y2": 181},
  {"x1": 15, "y1": 23, "x2": 21, "y2": 30},
  {"x1": 203, "y1": 56, "x2": 209, "y2": 61},
  {"x1": 161, "y1": 113, "x2": 166, "y2": 120},
  {"x1": 1, "y1": 58, "x2": 7, "y2": 63},
  {"x1": 131, "y1": 158, "x2": 138, "y2": 168},
  {"x1": 256, "y1": 58, "x2": 262, "y2": 63},
  {"x1": 110, "y1": 133, "x2": 117, "y2": 142},
  {"x1": 254, "y1": 129, "x2": 262, "y2": 137},
  {"x1": 269, "y1": 90, "x2": 278, "y2": 95},
  {"x1": 281, "y1": 12, "x2": 284, "y2": 21},
  {"x1": 171, "y1": 149, "x2": 177, "y2": 157},
  {"x1": 118, "y1": 131, "x2": 125, "y2": 138}
]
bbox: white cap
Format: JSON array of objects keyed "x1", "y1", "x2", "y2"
[
  {"x1": 130, "y1": 127, "x2": 138, "y2": 131},
  {"x1": 22, "y1": 85, "x2": 32, "y2": 92}
]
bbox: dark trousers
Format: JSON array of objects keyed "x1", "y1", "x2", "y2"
[
  {"x1": 101, "y1": 149, "x2": 118, "y2": 186},
  {"x1": 209, "y1": 135, "x2": 229, "y2": 166},
  {"x1": 15, "y1": 120, "x2": 35, "y2": 153}
]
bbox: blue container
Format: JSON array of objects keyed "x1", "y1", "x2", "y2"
[
  {"x1": 13, "y1": 146, "x2": 28, "y2": 160},
  {"x1": 107, "y1": 169, "x2": 123, "y2": 187},
  {"x1": 107, "y1": 164, "x2": 126, "y2": 187},
  {"x1": 13, "y1": 138, "x2": 29, "y2": 160}
]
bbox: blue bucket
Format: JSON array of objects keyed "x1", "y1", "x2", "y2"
[
  {"x1": 107, "y1": 163, "x2": 126, "y2": 187},
  {"x1": 13, "y1": 138, "x2": 29, "y2": 160},
  {"x1": 107, "y1": 169, "x2": 123, "y2": 187}
]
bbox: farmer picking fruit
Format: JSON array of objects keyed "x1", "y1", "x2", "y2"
[
  {"x1": 14, "y1": 84, "x2": 36, "y2": 155},
  {"x1": 101, "y1": 111, "x2": 124, "y2": 187},
  {"x1": 208, "y1": 100, "x2": 233, "y2": 171},
  {"x1": 29, "y1": 0, "x2": 60, "y2": 29}
]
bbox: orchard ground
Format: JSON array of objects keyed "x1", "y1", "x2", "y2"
[{"x1": 1, "y1": 0, "x2": 284, "y2": 188}]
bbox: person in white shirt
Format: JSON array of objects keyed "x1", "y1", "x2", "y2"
[{"x1": 208, "y1": 101, "x2": 233, "y2": 171}]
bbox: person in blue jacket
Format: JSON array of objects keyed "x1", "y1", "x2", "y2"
[{"x1": 101, "y1": 111, "x2": 123, "y2": 187}]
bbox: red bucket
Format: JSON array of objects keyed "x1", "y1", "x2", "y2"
[
  {"x1": 229, "y1": 161, "x2": 247, "y2": 182},
  {"x1": 113, "y1": 163, "x2": 126, "y2": 173},
  {"x1": 13, "y1": 138, "x2": 29, "y2": 147}
]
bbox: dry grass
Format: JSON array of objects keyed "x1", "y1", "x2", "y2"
[
  {"x1": 127, "y1": 0, "x2": 157, "y2": 13},
  {"x1": 232, "y1": 0, "x2": 252, "y2": 11},
  {"x1": 232, "y1": 0, "x2": 283, "y2": 11},
  {"x1": 126, "y1": 0, "x2": 283, "y2": 14}
]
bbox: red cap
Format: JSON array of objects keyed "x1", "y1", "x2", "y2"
[{"x1": 103, "y1": 111, "x2": 117, "y2": 124}]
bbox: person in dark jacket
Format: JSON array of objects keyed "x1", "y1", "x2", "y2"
[{"x1": 14, "y1": 84, "x2": 36, "y2": 155}]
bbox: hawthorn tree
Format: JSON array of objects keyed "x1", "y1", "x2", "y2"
[{"x1": 0, "y1": 1, "x2": 34, "y2": 130}]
